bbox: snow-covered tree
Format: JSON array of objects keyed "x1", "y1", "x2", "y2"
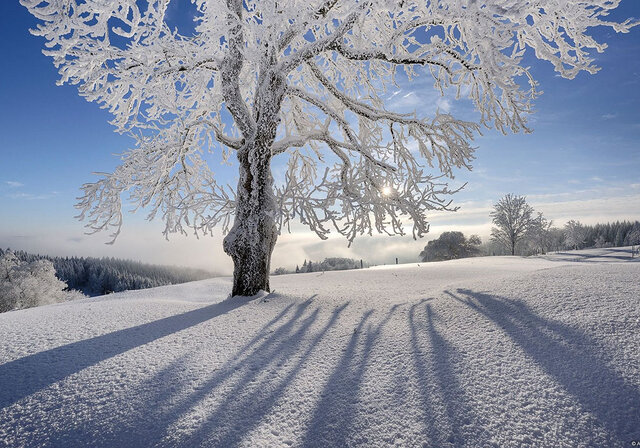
[
  {"x1": 490, "y1": 194, "x2": 535, "y2": 256},
  {"x1": 526, "y1": 212, "x2": 553, "y2": 255},
  {"x1": 627, "y1": 225, "x2": 640, "y2": 258},
  {"x1": 420, "y1": 231, "x2": 480, "y2": 262},
  {"x1": 0, "y1": 250, "x2": 69, "y2": 312},
  {"x1": 547, "y1": 227, "x2": 567, "y2": 253},
  {"x1": 564, "y1": 219, "x2": 587, "y2": 250},
  {"x1": 22, "y1": 0, "x2": 637, "y2": 296},
  {"x1": 593, "y1": 235, "x2": 608, "y2": 248}
]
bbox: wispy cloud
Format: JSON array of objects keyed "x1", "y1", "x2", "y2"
[
  {"x1": 389, "y1": 91, "x2": 422, "y2": 109},
  {"x1": 6, "y1": 192, "x2": 58, "y2": 200},
  {"x1": 436, "y1": 97, "x2": 451, "y2": 113},
  {"x1": 5, "y1": 181, "x2": 24, "y2": 188},
  {"x1": 590, "y1": 176, "x2": 604, "y2": 182},
  {"x1": 601, "y1": 113, "x2": 617, "y2": 120}
]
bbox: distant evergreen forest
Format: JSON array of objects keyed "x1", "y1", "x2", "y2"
[
  {"x1": 580, "y1": 220, "x2": 640, "y2": 249},
  {"x1": 273, "y1": 257, "x2": 366, "y2": 275},
  {"x1": 0, "y1": 249, "x2": 214, "y2": 297}
]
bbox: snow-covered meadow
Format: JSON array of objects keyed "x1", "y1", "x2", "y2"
[{"x1": 1, "y1": 248, "x2": 639, "y2": 447}]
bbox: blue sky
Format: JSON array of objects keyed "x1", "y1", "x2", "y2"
[{"x1": 1, "y1": 1, "x2": 639, "y2": 273}]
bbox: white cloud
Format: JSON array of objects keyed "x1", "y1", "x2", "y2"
[
  {"x1": 386, "y1": 90, "x2": 401, "y2": 100},
  {"x1": 601, "y1": 113, "x2": 617, "y2": 120},
  {"x1": 3, "y1": 187, "x2": 639, "y2": 275},
  {"x1": 6, "y1": 192, "x2": 57, "y2": 200},
  {"x1": 436, "y1": 97, "x2": 451, "y2": 113},
  {"x1": 389, "y1": 91, "x2": 422, "y2": 109},
  {"x1": 5, "y1": 181, "x2": 24, "y2": 188}
]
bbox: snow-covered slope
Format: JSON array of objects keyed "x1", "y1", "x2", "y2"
[{"x1": 1, "y1": 249, "x2": 639, "y2": 447}]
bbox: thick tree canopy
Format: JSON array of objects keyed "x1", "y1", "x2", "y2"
[
  {"x1": 564, "y1": 219, "x2": 587, "y2": 250},
  {"x1": 420, "y1": 231, "x2": 481, "y2": 262},
  {"x1": 0, "y1": 250, "x2": 69, "y2": 312},
  {"x1": 22, "y1": 0, "x2": 636, "y2": 294}
]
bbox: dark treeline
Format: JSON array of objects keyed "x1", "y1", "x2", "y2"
[
  {"x1": 0, "y1": 248, "x2": 214, "y2": 296},
  {"x1": 582, "y1": 220, "x2": 640, "y2": 248},
  {"x1": 273, "y1": 257, "x2": 365, "y2": 275}
]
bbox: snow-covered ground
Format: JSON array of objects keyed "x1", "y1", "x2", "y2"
[{"x1": 1, "y1": 247, "x2": 639, "y2": 447}]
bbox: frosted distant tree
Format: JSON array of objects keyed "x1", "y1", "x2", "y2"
[
  {"x1": 593, "y1": 234, "x2": 608, "y2": 248},
  {"x1": 0, "y1": 250, "x2": 69, "y2": 312},
  {"x1": 627, "y1": 226, "x2": 640, "y2": 258},
  {"x1": 420, "y1": 231, "x2": 480, "y2": 262},
  {"x1": 548, "y1": 227, "x2": 567, "y2": 252},
  {"x1": 526, "y1": 212, "x2": 553, "y2": 255},
  {"x1": 490, "y1": 194, "x2": 535, "y2": 256},
  {"x1": 22, "y1": 0, "x2": 637, "y2": 296},
  {"x1": 564, "y1": 220, "x2": 587, "y2": 250}
]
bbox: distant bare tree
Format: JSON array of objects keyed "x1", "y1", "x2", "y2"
[
  {"x1": 490, "y1": 194, "x2": 535, "y2": 256},
  {"x1": 548, "y1": 227, "x2": 567, "y2": 253}
]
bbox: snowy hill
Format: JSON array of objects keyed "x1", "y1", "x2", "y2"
[{"x1": 1, "y1": 248, "x2": 639, "y2": 447}]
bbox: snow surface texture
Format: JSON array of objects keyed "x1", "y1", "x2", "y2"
[{"x1": 1, "y1": 248, "x2": 639, "y2": 447}]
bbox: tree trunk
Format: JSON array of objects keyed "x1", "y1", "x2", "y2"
[
  {"x1": 223, "y1": 139, "x2": 278, "y2": 297},
  {"x1": 222, "y1": 55, "x2": 285, "y2": 297},
  {"x1": 511, "y1": 240, "x2": 515, "y2": 256}
]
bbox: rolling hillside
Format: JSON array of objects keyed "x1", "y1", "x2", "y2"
[{"x1": 1, "y1": 248, "x2": 638, "y2": 447}]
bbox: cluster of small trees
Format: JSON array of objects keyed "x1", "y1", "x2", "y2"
[
  {"x1": 1, "y1": 249, "x2": 214, "y2": 297},
  {"x1": 419, "y1": 196, "x2": 640, "y2": 261},
  {"x1": 489, "y1": 194, "x2": 640, "y2": 256},
  {"x1": 0, "y1": 250, "x2": 84, "y2": 313},
  {"x1": 273, "y1": 257, "x2": 363, "y2": 275}
]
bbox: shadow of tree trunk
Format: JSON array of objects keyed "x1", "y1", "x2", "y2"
[{"x1": 0, "y1": 295, "x2": 257, "y2": 408}]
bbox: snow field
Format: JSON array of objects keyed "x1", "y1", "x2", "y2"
[{"x1": 0, "y1": 249, "x2": 639, "y2": 447}]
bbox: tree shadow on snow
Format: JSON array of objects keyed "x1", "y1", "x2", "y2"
[
  {"x1": 301, "y1": 305, "x2": 398, "y2": 447},
  {"x1": 405, "y1": 300, "x2": 484, "y2": 447},
  {"x1": 447, "y1": 288, "x2": 640, "y2": 445},
  {"x1": 541, "y1": 247, "x2": 638, "y2": 262},
  {"x1": 43, "y1": 297, "x2": 348, "y2": 447},
  {"x1": 0, "y1": 294, "x2": 257, "y2": 409}
]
